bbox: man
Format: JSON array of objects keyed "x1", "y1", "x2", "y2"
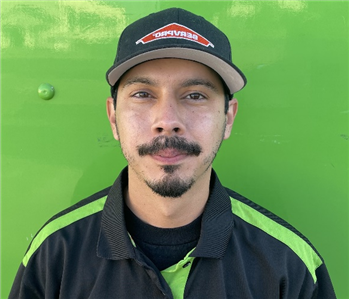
[{"x1": 10, "y1": 8, "x2": 336, "y2": 299}]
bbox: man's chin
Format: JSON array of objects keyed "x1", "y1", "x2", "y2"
[{"x1": 145, "y1": 175, "x2": 194, "y2": 198}]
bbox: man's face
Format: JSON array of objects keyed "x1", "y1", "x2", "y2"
[{"x1": 107, "y1": 58, "x2": 237, "y2": 198}]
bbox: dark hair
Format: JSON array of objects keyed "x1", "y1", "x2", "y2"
[{"x1": 111, "y1": 78, "x2": 232, "y2": 114}]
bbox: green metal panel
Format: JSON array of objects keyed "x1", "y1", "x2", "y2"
[{"x1": 1, "y1": 1, "x2": 348, "y2": 298}]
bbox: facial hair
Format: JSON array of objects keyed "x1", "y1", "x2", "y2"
[
  {"x1": 137, "y1": 135, "x2": 202, "y2": 157},
  {"x1": 116, "y1": 121, "x2": 226, "y2": 198},
  {"x1": 137, "y1": 136, "x2": 202, "y2": 197}
]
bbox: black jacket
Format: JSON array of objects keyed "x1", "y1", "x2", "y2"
[{"x1": 10, "y1": 168, "x2": 336, "y2": 298}]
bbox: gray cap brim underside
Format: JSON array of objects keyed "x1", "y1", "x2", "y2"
[{"x1": 107, "y1": 48, "x2": 246, "y2": 94}]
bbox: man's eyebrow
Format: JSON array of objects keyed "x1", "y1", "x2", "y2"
[
  {"x1": 121, "y1": 77, "x2": 158, "y2": 89},
  {"x1": 180, "y1": 79, "x2": 219, "y2": 93}
]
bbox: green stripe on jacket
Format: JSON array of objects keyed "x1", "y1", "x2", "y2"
[
  {"x1": 22, "y1": 196, "x2": 107, "y2": 267},
  {"x1": 230, "y1": 197, "x2": 322, "y2": 283}
]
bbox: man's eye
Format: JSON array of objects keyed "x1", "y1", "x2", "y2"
[
  {"x1": 133, "y1": 91, "x2": 151, "y2": 98},
  {"x1": 186, "y1": 93, "x2": 205, "y2": 100}
]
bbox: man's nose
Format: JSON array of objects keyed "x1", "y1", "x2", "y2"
[{"x1": 151, "y1": 97, "x2": 185, "y2": 136}]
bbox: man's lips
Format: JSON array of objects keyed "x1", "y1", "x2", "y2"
[
  {"x1": 151, "y1": 149, "x2": 188, "y2": 163},
  {"x1": 155, "y1": 149, "x2": 185, "y2": 158}
]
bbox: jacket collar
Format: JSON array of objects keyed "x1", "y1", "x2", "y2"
[{"x1": 97, "y1": 167, "x2": 234, "y2": 260}]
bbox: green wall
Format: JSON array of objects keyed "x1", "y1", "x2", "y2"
[{"x1": 1, "y1": 1, "x2": 348, "y2": 298}]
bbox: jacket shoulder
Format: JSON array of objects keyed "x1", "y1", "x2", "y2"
[
  {"x1": 226, "y1": 188, "x2": 323, "y2": 284},
  {"x1": 22, "y1": 187, "x2": 111, "y2": 267}
]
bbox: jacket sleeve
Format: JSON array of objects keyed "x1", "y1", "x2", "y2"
[{"x1": 312, "y1": 263, "x2": 337, "y2": 299}]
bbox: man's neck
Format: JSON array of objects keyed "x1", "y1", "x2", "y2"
[{"x1": 125, "y1": 167, "x2": 211, "y2": 228}]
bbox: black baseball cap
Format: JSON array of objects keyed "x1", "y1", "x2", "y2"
[{"x1": 106, "y1": 8, "x2": 247, "y2": 95}]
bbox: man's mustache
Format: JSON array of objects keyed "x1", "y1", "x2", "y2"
[{"x1": 137, "y1": 136, "x2": 202, "y2": 156}]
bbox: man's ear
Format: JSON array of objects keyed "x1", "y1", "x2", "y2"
[
  {"x1": 106, "y1": 97, "x2": 119, "y2": 140},
  {"x1": 223, "y1": 98, "x2": 238, "y2": 140}
]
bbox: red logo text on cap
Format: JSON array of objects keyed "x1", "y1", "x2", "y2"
[{"x1": 136, "y1": 23, "x2": 214, "y2": 48}]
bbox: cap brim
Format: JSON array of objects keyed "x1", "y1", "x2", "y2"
[{"x1": 106, "y1": 48, "x2": 246, "y2": 94}]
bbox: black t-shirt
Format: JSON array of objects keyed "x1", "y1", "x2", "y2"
[{"x1": 125, "y1": 205, "x2": 201, "y2": 270}]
